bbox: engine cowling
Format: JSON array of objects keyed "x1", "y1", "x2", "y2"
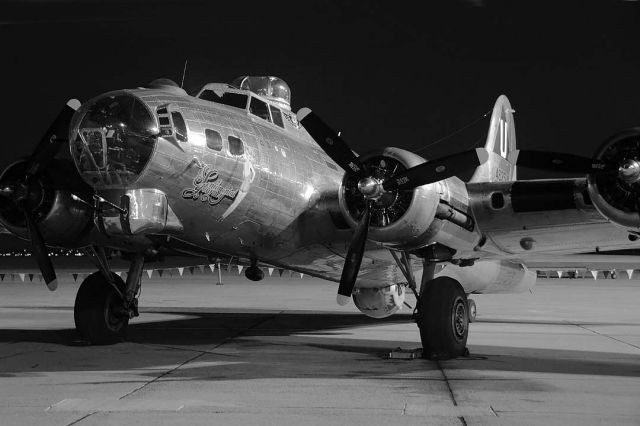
[
  {"x1": 0, "y1": 160, "x2": 94, "y2": 248},
  {"x1": 338, "y1": 147, "x2": 481, "y2": 252},
  {"x1": 587, "y1": 128, "x2": 640, "y2": 230},
  {"x1": 352, "y1": 284, "x2": 405, "y2": 318}
]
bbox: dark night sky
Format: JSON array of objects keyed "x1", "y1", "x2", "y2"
[{"x1": 1, "y1": 1, "x2": 640, "y2": 177}]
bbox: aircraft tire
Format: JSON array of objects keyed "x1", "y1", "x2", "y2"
[
  {"x1": 74, "y1": 272, "x2": 129, "y2": 345},
  {"x1": 417, "y1": 277, "x2": 469, "y2": 359}
]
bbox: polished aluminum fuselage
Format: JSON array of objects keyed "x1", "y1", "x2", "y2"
[
  {"x1": 75, "y1": 86, "x2": 638, "y2": 293},
  {"x1": 90, "y1": 87, "x2": 382, "y2": 284}
]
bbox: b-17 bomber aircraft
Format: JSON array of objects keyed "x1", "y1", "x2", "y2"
[{"x1": 2, "y1": 75, "x2": 640, "y2": 359}]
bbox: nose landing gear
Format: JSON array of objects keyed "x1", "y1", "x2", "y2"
[{"x1": 73, "y1": 249, "x2": 144, "y2": 344}]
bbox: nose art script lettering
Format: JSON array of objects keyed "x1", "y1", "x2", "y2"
[{"x1": 182, "y1": 162, "x2": 239, "y2": 206}]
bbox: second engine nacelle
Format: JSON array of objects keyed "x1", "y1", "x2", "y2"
[
  {"x1": 587, "y1": 128, "x2": 640, "y2": 231},
  {"x1": 338, "y1": 147, "x2": 482, "y2": 252},
  {"x1": 352, "y1": 284, "x2": 405, "y2": 318}
]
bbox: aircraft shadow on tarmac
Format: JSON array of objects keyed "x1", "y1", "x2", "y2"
[{"x1": 0, "y1": 308, "x2": 639, "y2": 382}]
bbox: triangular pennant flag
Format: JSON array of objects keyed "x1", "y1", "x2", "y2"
[
  {"x1": 557, "y1": 271, "x2": 563, "y2": 279},
  {"x1": 178, "y1": 267, "x2": 184, "y2": 276},
  {"x1": 158, "y1": 269, "x2": 164, "y2": 277},
  {"x1": 0, "y1": 273, "x2": 4, "y2": 281},
  {"x1": 209, "y1": 264, "x2": 216, "y2": 273},
  {"x1": 278, "y1": 269, "x2": 284, "y2": 277},
  {"x1": 146, "y1": 269, "x2": 153, "y2": 279},
  {"x1": 19, "y1": 273, "x2": 25, "y2": 282},
  {"x1": 28, "y1": 274, "x2": 34, "y2": 282},
  {"x1": 72, "y1": 273, "x2": 78, "y2": 282},
  {"x1": 299, "y1": 273, "x2": 304, "y2": 279},
  {"x1": 627, "y1": 269, "x2": 634, "y2": 280},
  {"x1": 590, "y1": 270, "x2": 598, "y2": 280},
  {"x1": 268, "y1": 267, "x2": 274, "y2": 276},
  {"x1": 188, "y1": 266, "x2": 195, "y2": 275},
  {"x1": 237, "y1": 265, "x2": 244, "y2": 274},
  {"x1": 198, "y1": 265, "x2": 205, "y2": 273}
]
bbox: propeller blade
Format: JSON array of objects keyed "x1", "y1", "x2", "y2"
[
  {"x1": 383, "y1": 148, "x2": 489, "y2": 191},
  {"x1": 337, "y1": 202, "x2": 371, "y2": 305},
  {"x1": 23, "y1": 211, "x2": 57, "y2": 291},
  {"x1": 26, "y1": 99, "x2": 81, "y2": 177},
  {"x1": 297, "y1": 108, "x2": 366, "y2": 177},
  {"x1": 507, "y1": 150, "x2": 615, "y2": 174}
]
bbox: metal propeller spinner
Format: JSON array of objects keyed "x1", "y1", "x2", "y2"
[{"x1": 297, "y1": 107, "x2": 489, "y2": 305}]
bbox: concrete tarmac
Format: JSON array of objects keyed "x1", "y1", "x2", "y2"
[{"x1": 0, "y1": 272, "x2": 639, "y2": 425}]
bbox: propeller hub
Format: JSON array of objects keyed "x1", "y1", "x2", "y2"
[
  {"x1": 619, "y1": 159, "x2": 640, "y2": 184},
  {"x1": 357, "y1": 177, "x2": 384, "y2": 199}
]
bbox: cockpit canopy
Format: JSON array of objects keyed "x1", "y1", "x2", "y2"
[{"x1": 231, "y1": 76, "x2": 291, "y2": 110}]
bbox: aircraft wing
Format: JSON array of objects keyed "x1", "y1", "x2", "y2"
[{"x1": 468, "y1": 177, "x2": 640, "y2": 257}]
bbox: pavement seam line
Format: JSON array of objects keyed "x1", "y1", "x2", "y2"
[
  {"x1": 65, "y1": 411, "x2": 97, "y2": 426},
  {"x1": 436, "y1": 360, "x2": 470, "y2": 425},
  {"x1": 435, "y1": 360, "x2": 458, "y2": 406},
  {"x1": 568, "y1": 322, "x2": 640, "y2": 351},
  {"x1": 119, "y1": 310, "x2": 284, "y2": 401},
  {"x1": 118, "y1": 351, "x2": 206, "y2": 400}
]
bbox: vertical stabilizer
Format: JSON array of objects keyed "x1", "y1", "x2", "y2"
[{"x1": 470, "y1": 95, "x2": 517, "y2": 182}]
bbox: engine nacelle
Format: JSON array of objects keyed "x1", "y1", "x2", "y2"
[
  {"x1": 587, "y1": 128, "x2": 640, "y2": 231},
  {"x1": 338, "y1": 147, "x2": 482, "y2": 252},
  {"x1": 0, "y1": 160, "x2": 94, "y2": 248},
  {"x1": 437, "y1": 260, "x2": 536, "y2": 294},
  {"x1": 352, "y1": 284, "x2": 405, "y2": 318}
]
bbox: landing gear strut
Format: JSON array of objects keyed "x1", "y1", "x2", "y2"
[
  {"x1": 73, "y1": 249, "x2": 144, "y2": 344},
  {"x1": 391, "y1": 250, "x2": 469, "y2": 359}
]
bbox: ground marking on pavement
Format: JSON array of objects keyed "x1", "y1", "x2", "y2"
[
  {"x1": 117, "y1": 310, "x2": 284, "y2": 401},
  {"x1": 567, "y1": 321, "x2": 640, "y2": 352}
]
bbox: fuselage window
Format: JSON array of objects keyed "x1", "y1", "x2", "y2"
[
  {"x1": 249, "y1": 97, "x2": 271, "y2": 122},
  {"x1": 205, "y1": 129, "x2": 223, "y2": 151},
  {"x1": 171, "y1": 111, "x2": 188, "y2": 142},
  {"x1": 269, "y1": 105, "x2": 285, "y2": 128},
  {"x1": 199, "y1": 90, "x2": 248, "y2": 110},
  {"x1": 228, "y1": 136, "x2": 244, "y2": 156}
]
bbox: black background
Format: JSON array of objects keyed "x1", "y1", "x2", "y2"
[{"x1": 0, "y1": 0, "x2": 639, "y2": 247}]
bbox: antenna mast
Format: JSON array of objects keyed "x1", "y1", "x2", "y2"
[{"x1": 180, "y1": 59, "x2": 188, "y2": 88}]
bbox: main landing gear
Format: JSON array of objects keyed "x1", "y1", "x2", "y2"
[
  {"x1": 74, "y1": 248, "x2": 145, "y2": 344},
  {"x1": 391, "y1": 251, "x2": 470, "y2": 359}
]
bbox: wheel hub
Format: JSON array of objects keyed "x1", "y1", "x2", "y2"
[{"x1": 452, "y1": 298, "x2": 467, "y2": 341}]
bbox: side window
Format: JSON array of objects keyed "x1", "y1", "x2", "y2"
[
  {"x1": 205, "y1": 129, "x2": 223, "y2": 151},
  {"x1": 249, "y1": 97, "x2": 271, "y2": 122},
  {"x1": 228, "y1": 136, "x2": 244, "y2": 156},
  {"x1": 171, "y1": 112, "x2": 188, "y2": 142},
  {"x1": 269, "y1": 105, "x2": 284, "y2": 128},
  {"x1": 157, "y1": 107, "x2": 172, "y2": 136}
]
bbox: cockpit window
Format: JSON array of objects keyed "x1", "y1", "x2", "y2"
[
  {"x1": 249, "y1": 97, "x2": 271, "y2": 122},
  {"x1": 199, "y1": 90, "x2": 248, "y2": 110},
  {"x1": 269, "y1": 105, "x2": 284, "y2": 128}
]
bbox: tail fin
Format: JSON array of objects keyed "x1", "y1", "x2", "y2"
[{"x1": 470, "y1": 95, "x2": 517, "y2": 182}]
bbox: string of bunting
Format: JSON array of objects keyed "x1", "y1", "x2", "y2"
[{"x1": 0, "y1": 264, "x2": 314, "y2": 282}]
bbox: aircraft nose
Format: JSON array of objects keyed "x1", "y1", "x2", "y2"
[{"x1": 69, "y1": 92, "x2": 158, "y2": 187}]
